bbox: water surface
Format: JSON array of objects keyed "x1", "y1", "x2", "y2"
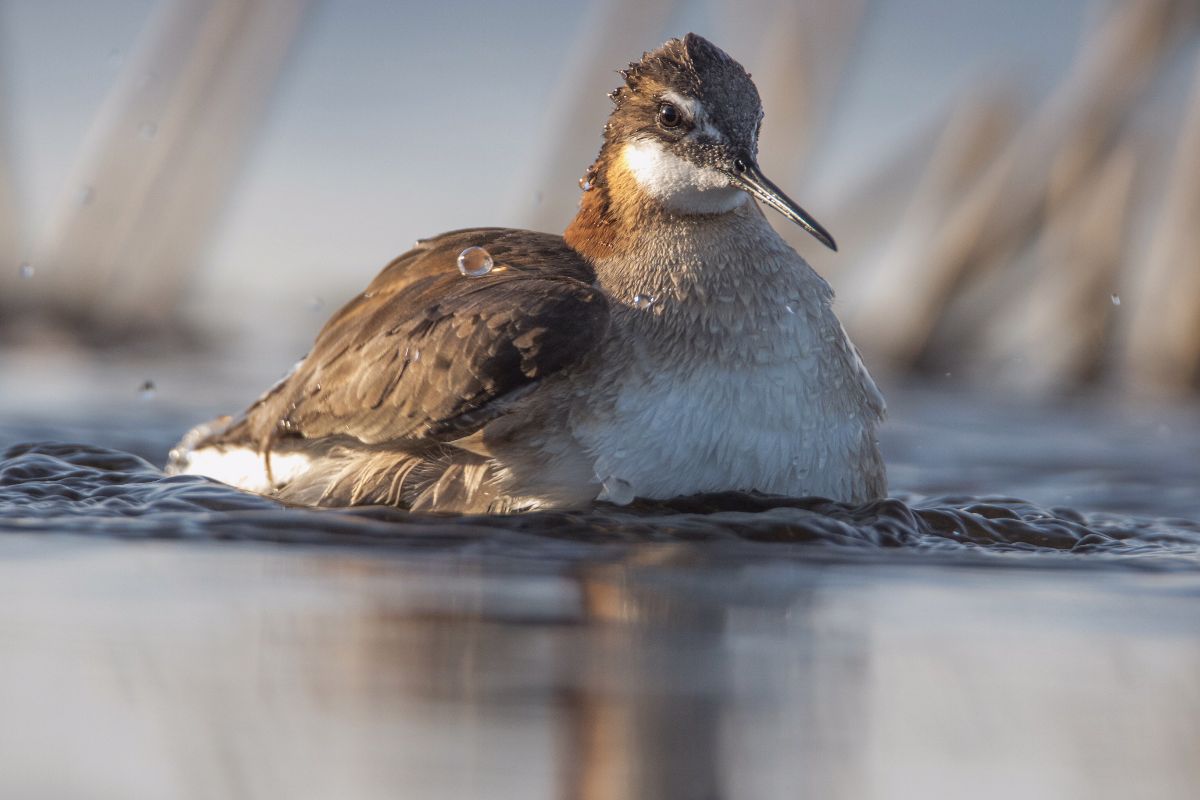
[{"x1": 1, "y1": 375, "x2": 1198, "y2": 799}]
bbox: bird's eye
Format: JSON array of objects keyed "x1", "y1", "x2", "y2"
[{"x1": 657, "y1": 102, "x2": 681, "y2": 129}]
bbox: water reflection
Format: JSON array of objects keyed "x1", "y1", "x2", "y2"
[
  {"x1": 2, "y1": 386, "x2": 1200, "y2": 798},
  {"x1": 1, "y1": 537, "x2": 1196, "y2": 799}
]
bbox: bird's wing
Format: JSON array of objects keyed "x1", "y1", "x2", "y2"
[{"x1": 212, "y1": 228, "x2": 609, "y2": 450}]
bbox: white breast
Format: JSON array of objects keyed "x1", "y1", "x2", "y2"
[{"x1": 571, "y1": 283, "x2": 885, "y2": 504}]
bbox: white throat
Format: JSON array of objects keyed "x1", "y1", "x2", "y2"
[{"x1": 622, "y1": 139, "x2": 748, "y2": 215}]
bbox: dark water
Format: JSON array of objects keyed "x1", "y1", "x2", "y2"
[
  {"x1": 1, "y1": 379, "x2": 1199, "y2": 798},
  {"x1": 3, "y1": 440, "x2": 1200, "y2": 568}
]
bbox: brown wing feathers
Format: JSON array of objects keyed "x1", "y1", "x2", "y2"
[{"x1": 206, "y1": 229, "x2": 608, "y2": 456}]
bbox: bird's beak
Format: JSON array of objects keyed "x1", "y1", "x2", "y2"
[{"x1": 725, "y1": 157, "x2": 837, "y2": 252}]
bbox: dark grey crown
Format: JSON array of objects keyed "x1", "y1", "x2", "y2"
[{"x1": 609, "y1": 33, "x2": 762, "y2": 148}]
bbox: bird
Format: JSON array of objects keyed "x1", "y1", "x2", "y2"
[{"x1": 167, "y1": 33, "x2": 886, "y2": 513}]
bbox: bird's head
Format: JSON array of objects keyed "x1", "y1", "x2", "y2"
[{"x1": 597, "y1": 33, "x2": 836, "y2": 251}]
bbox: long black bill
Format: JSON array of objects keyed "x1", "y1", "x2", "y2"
[{"x1": 726, "y1": 158, "x2": 838, "y2": 251}]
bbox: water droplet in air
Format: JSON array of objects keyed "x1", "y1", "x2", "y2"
[
  {"x1": 306, "y1": 296, "x2": 324, "y2": 312},
  {"x1": 457, "y1": 246, "x2": 494, "y2": 277},
  {"x1": 138, "y1": 380, "x2": 157, "y2": 400},
  {"x1": 77, "y1": 185, "x2": 94, "y2": 206},
  {"x1": 599, "y1": 476, "x2": 635, "y2": 505},
  {"x1": 138, "y1": 122, "x2": 158, "y2": 140},
  {"x1": 632, "y1": 294, "x2": 656, "y2": 310},
  {"x1": 17, "y1": 262, "x2": 33, "y2": 279},
  {"x1": 1111, "y1": 294, "x2": 1121, "y2": 306}
]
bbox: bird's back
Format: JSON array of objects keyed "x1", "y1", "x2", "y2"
[{"x1": 167, "y1": 228, "x2": 610, "y2": 511}]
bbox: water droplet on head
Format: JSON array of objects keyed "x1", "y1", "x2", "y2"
[
  {"x1": 138, "y1": 380, "x2": 157, "y2": 400},
  {"x1": 632, "y1": 293, "x2": 656, "y2": 310},
  {"x1": 17, "y1": 262, "x2": 33, "y2": 279},
  {"x1": 457, "y1": 246, "x2": 494, "y2": 277},
  {"x1": 138, "y1": 121, "x2": 158, "y2": 140},
  {"x1": 598, "y1": 475, "x2": 635, "y2": 506},
  {"x1": 1111, "y1": 294, "x2": 1121, "y2": 306}
]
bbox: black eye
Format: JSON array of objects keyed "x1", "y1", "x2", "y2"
[{"x1": 657, "y1": 102, "x2": 681, "y2": 129}]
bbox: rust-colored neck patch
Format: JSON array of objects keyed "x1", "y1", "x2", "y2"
[{"x1": 563, "y1": 143, "x2": 661, "y2": 263}]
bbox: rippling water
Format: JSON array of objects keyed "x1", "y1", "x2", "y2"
[
  {"x1": 3, "y1": 381, "x2": 1198, "y2": 568},
  {"x1": 2, "y1": 440, "x2": 1199, "y2": 569},
  {"x1": 1, "y1": 375, "x2": 1199, "y2": 799}
]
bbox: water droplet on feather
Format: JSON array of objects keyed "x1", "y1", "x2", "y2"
[
  {"x1": 579, "y1": 164, "x2": 598, "y2": 192},
  {"x1": 457, "y1": 246, "x2": 494, "y2": 277},
  {"x1": 599, "y1": 476, "x2": 635, "y2": 505},
  {"x1": 633, "y1": 294, "x2": 656, "y2": 310}
]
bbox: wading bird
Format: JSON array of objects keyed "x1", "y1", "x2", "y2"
[{"x1": 168, "y1": 33, "x2": 886, "y2": 512}]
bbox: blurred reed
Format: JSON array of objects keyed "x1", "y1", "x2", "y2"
[
  {"x1": 0, "y1": 0, "x2": 312, "y2": 344},
  {"x1": 2, "y1": 0, "x2": 1199, "y2": 400},
  {"x1": 838, "y1": 0, "x2": 1200, "y2": 398}
]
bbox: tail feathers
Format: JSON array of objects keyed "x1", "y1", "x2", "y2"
[
  {"x1": 170, "y1": 419, "x2": 515, "y2": 512},
  {"x1": 272, "y1": 444, "x2": 506, "y2": 513}
]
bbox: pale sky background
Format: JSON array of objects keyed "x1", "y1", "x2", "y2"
[{"x1": 0, "y1": 0, "x2": 1114, "y2": 327}]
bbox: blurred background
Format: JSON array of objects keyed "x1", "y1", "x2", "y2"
[
  {"x1": 1, "y1": 0, "x2": 1199, "y2": 410},
  {"x1": 3, "y1": 5, "x2": 1200, "y2": 799}
]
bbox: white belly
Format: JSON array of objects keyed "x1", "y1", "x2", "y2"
[{"x1": 570, "y1": 341, "x2": 883, "y2": 503}]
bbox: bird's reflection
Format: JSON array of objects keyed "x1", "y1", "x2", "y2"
[
  {"x1": 334, "y1": 546, "x2": 868, "y2": 799},
  {"x1": 7, "y1": 543, "x2": 1198, "y2": 799}
]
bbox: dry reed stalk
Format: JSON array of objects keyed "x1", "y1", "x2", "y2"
[
  {"x1": 842, "y1": 0, "x2": 1193, "y2": 369},
  {"x1": 34, "y1": 0, "x2": 311, "y2": 336},
  {"x1": 752, "y1": 0, "x2": 866, "y2": 264},
  {"x1": 836, "y1": 86, "x2": 1019, "y2": 358},
  {"x1": 1121, "y1": 48, "x2": 1200, "y2": 396},
  {"x1": 517, "y1": 0, "x2": 678, "y2": 234},
  {"x1": 0, "y1": 25, "x2": 23, "y2": 307},
  {"x1": 818, "y1": 87, "x2": 1017, "y2": 282},
  {"x1": 985, "y1": 142, "x2": 1137, "y2": 393}
]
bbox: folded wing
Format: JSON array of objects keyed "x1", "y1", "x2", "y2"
[{"x1": 206, "y1": 228, "x2": 609, "y2": 454}]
